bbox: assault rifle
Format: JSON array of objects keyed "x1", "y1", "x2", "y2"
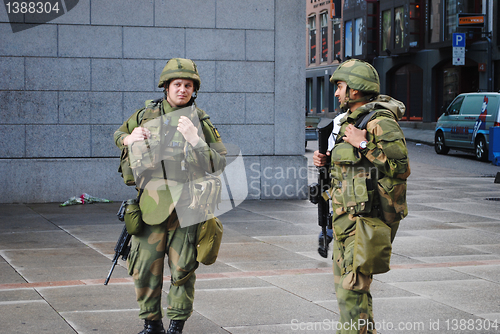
[
  {"x1": 104, "y1": 201, "x2": 131, "y2": 285},
  {"x1": 309, "y1": 119, "x2": 334, "y2": 258}
]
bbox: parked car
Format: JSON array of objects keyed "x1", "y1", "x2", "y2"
[
  {"x1": 305, "y1": 115, "x2": 320, "y2": 147},
  {"x1": 435, "y1": 92, "x2": 500, "y2": 161}
]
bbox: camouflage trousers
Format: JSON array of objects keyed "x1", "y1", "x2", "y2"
[
  {"x1": 127, "y1": 210, "x2": 199, "y2": 321},
  {"x1": 333, "y1": 236, "x2": 375, "y2": 334}
]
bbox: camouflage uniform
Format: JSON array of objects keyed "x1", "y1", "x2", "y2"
[
  {"x1": 329, "y1": 60, "x2": 410, "y2": 333},
  {"x1": 114, "y1": 59, "x2": 226, "y2": 323}
]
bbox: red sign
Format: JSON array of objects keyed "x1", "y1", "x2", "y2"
[{"x1": 478, "y1": 63, "x2": 486, "y2": 72}]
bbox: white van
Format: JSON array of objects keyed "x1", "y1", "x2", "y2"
[{"x1": 435, "y1": 92, "x2": 500, "y2": 160}]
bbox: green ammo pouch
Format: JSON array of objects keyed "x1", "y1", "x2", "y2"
[
  {"x1": 353, "y1": 216, "x2": 392, "y2": 276},
  {"x1": 377, "y1": 176, "x2": 408, "y2": 224},
  {"x1": 124, "y1": 198, "x2": 143, "y2": 235},
  {"x1": 118, "y1": 148, "x2": 136, "y2": 186},
  {"x1": 196, "y1": 216, "x2": 223, "y2": 265}
]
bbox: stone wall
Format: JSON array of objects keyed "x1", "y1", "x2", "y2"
[{"x1": 0, "y1": 0, "x2": 306, "y2": 203}]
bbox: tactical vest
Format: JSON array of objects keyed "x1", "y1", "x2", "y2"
[
  {"x1": 329, "y1": 108, "x2": 409, "y2": 241},
  {"x1": 119, "y1": 99, "x2": 225, "y2": 187}
]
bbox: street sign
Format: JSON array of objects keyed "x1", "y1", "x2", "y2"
[
  {"x1": 452, "y1": 33, "x2": 466, "y2": 66},
  {"x1": 452, "y1": 33, "x2": 466, "y2": 47},
  {"x1": 453, "y1": 47, "x2": 465, "y2": 65}
]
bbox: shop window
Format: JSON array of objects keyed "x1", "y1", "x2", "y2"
[
  {"x1": 354, "y1": 18, "x2": 363, "y2": 56},
  {"x1": 391, "y1": 64, "x2": 423, "y2": 121},
  {"x1": 382, "y1": 10, "x2": 391, "y2": 51},
  {"x1": 345, "y1": 20, "x2": 352, "y2": 58},
  {"x1": 394, "y1": 7, "x2": 404, "y2": 49}
]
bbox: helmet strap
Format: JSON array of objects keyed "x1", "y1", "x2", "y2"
[{"x1": 339, "y1": 87, "x2": 351, "y2": 111}]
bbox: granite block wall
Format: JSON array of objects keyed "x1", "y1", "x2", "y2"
[{"x1": 0, "y1": 0, "x2": 306, "y2": 203}]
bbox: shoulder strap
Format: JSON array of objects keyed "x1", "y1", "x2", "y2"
[
  {"x1": 355, "y1": 109, "x2": 396, "y2": 130},
  {"x1": 355, "y1": 110, "x2": 378, "y2": 129}
]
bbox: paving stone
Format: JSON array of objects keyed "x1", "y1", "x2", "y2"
[
  {"x1": 0, "y1": 230, "x2": 84, "y2": 250},
  {"x1": 376, "y1": 267, "x2": 478, "y2": 283},
  {"x1": 37, "y1": 284, "x2": 138, "y2": 312},
  {"x1": 373, "y1": 296, "x2": 492, "y2": 333},
  {"x1": 390, "y1": 279, "x2": 500, "y2": 315},
  {"x1": 408, "y1": 228, "x2": 500, "y2": 245},
  {"x1": 194, "y1": 286, "x2": 334, "y2": 327},
  {"x1": 221, "y1": 219, "x2": 313, "y2": 237},
  {"x1": 451, "y1": 264, "x2": 500, "y2": 283},
  {"x1": 260, "y1": 273, "x2": 335, "y2": 302},
  {"x1": 0, "y1": 301, "x2": 76, "y2": 334},
  {"x1": 391, "y1": 236, "x2": 489, "y2": 258},
  {"x1": 0, "y1": 261, "x2": 26, "y2": 284}
]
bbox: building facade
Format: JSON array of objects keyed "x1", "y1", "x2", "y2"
[
  {"x1": 306, "y1": 0, "x2": 343, "y2": 117},
  {"x1": 306, "y1": 0, "x2": 499, "y2": 123},
  {"x1": 0, "y1": 0, "x2": 307, "y2": 203}
]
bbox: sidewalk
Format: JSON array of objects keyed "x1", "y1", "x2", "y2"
[
  {"x1": 399, "y1": 122, "x2": 436, "y2": 146},
  {"x1": 1, "y1": 127, "x2": 500, "y2": 333}
]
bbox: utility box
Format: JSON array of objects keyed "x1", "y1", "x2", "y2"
[{"x1": 489, "y1": 127, "x2": 500, "y2": 166}]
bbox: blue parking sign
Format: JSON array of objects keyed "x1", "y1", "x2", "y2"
[{"x1": 453, "y1": 33, "x2": 466, "y2": 47}]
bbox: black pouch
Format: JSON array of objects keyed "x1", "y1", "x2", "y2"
[{"x1": 124, "y1": 198, "x2": 143, "y2": 235}]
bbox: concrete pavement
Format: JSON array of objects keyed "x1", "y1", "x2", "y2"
[{"x1": 1, "y1": 127, "x2": 500, "y2": 333}]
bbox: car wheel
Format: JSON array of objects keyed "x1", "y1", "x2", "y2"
[
  {"x1": 475, "y1": 136, "x2": 488, "y2": 161},
  {"x1": 435, "y1": 132, "x2": 449, "y2": 155}
]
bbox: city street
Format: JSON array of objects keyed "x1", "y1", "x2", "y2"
[{"x1": 1, "y1": 135, "x2": 500, "y2": 333}]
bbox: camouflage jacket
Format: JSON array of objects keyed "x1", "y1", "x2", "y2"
[
  {"x1": 329, "y1": 95, "x2": 410, "y2": 241},
  {"x1": 114, "y1": 99, "x2": 227, "y2": 226}
]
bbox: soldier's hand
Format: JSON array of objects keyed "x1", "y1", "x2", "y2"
[
  {"x1": 123, "y1": 127, "x2": 151, "y2": 146},
  {"x1": 313, "y1": 150, "x2": 330, "y2": 167},
  {"x1": 178, "y1": 116, "x2": 200, "y2": 146},
  {"x1": 343, "y1": 124, "x2": 367, "y2": 148}
]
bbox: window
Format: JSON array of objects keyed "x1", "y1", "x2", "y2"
[
  {"x1": 354, "y1": 18, "x2": 363, "y2": 55},
  {"x1": 382, "y1": 10, "x2": 391, "y2": 51},
  {"x1": 306, "y1": 78, "x2": 313, "y2": 113},
  {"x1": 409, "y1": 2, "x2": 422, "y2": 48},
  {"x1": 394, "y1": 7, "x2": 404, "y2": 49},
  {"x1": 445, "y1": 0, "x2": 457, "y2": 41},
  {"x1": 318, "y1": 77, "x2": 325, "y2": 113},
  {"x1": 345, "y1": 20, "x2": 352, "y2": 58},
  {"x1": 320, "y1": 12, "x2": 328, "y2": 62},
  {"x1": 366, "y1": 0, "x2": 379, "y2": 56},
  {"x1": 332, "y1": 21, "x2": 341, "y2": 60},
  {"x1": 447, "y1": 96, "x2": 464, "y2": 115},
  {"x1": 429, "y1": 0, "x2": 458, "y2": 44},
  {"x1": 309, "y1": 16, "x2": 316, "y2": 64}
]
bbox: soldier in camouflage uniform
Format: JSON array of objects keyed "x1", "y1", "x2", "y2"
[
  {"x1": 114, "y1": 58, "x2": 226, "y2": 334},
  {"x1": 313, "y1": 59, "x2": 410, "y2": 333}
]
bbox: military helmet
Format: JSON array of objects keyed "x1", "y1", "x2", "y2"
[
  {"x1": 158, "y1": 58, "x2": 201, "y2": 91},
  {"x1": 330, "y1": 59, "x2": 380, "y2": 95}
]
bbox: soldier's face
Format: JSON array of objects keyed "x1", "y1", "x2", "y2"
[
  {"x1": 335, "y1": 81, "x2": 348, "y2": 106},
  {"x1": 166, "y1": 79, "x2": 194, "y2": 107}
]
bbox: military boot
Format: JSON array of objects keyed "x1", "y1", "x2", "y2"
[
  {"x1": 166, "y1": 320, "x2": 185, "y2": 334},
  {"x1": 138, "y1": 320, "x2": 166, "y2": 334}
]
